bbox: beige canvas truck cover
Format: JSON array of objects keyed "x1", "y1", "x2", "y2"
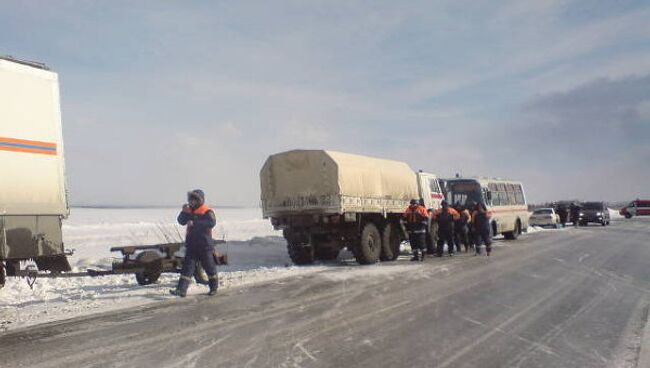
[
  {"x1": 260, "y1": 150, "x2": 418, "y2": 217},
  {"x1": 0, "y1": 57, "x2": 69, "y2": 216}
]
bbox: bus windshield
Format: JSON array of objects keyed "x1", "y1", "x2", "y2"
[{"x1": 447, "y1": 181, "x2": 483, "y2": 207}]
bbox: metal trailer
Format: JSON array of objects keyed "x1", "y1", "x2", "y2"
[
  {"x1": 7, "y1": 241, "x2": 228, "y2": 289},
  {"x1": 1, "y1": 55, "x2": 71, "y2": 290}
]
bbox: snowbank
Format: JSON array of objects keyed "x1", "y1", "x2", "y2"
[{"x1": 608, "y1": 208, "x2": 623, "y2": 220}]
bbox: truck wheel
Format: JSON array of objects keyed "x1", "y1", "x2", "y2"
[
  {"x1": 380, "y1": 223, "x2": 400, "y2": 261},
  {"x1": 315, "y1": 248, "x2": 340, "y2": 261},
  {"x1": 354, "y1": 223, "x2": 382, "y2": 264},
  {"x1": 625, "y1": 213, "x2": 632, "y2": 219},
  {"x1": 287, "y1": 242, "x2": 315, "y2": 265},
  {"x1": 134, "y1": 251, "x2": 162, "y2": 286}
]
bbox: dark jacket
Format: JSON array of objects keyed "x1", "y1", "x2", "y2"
[
  {"x1": 178, "y1": 206, "x2": 217, "y2": 251},
  {"x1": 472, "y1": 204, "x2": 492, "y2": 232},
  {"x1": 433, "y1": 207, "x2": 460, "y2": 234}
]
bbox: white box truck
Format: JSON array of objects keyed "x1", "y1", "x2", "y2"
[
  {"x1": 260, "y1": 150, "x2": 444, "y2": 265},
  {"x1": 0, "y1": 56, "x2": 70, "y2": 289}
]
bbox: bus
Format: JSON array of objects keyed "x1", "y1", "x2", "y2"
[{"x1": 443, "y1": 177, "x2": 529, "y2": 240}]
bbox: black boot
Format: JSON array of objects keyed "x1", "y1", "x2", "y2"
[
  {"x1": 207, "y1": 276, "x2": 218, "y2": 296},
  {"x1": 170, "y1": 277, "x2": 190, "y2": 297}
]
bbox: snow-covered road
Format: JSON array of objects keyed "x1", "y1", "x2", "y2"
[{"x1": 0, "y1": 207, "x2": 623, "y2": 332}]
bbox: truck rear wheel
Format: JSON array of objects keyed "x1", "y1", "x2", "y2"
[
  {"x1": 287, "y1": 242, "x2": 315, "y2": 265},
  {"x1": 380, "y1": 223, "x2": 401, "y2": 261},
  {"x1": 354, "y1": 223, "x2": 382, "y2": 264}
]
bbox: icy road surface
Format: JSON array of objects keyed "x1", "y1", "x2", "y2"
[
  {"x1": 0, "y1": 206, "x2": 575, "y2": 331},
  {"x1": 1, "y1": 216, "x2": 649, "y2": 367}
]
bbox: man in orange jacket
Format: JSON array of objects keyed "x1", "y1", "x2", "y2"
[
  {"x1": 432, "y1": 201, "x2": 460, "y2": 257},
  {"x1": 402, "y1": 199, "x2": 430, "y2": 261},
  {"x1": 170, "y1": 189, "x2": 219, "y2": 297}
]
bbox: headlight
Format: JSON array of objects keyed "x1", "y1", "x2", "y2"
[{"x1": 596, "y1": 212, "x2": 602, "y2": 216}]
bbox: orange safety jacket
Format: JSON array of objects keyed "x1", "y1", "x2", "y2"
[
  {"x1": 185, "y1": 204, "x2": 213, "y2": 238},
  {"x1": 179, "y1": 204, "x2": 216, "y2": 250},
  {"x1": 432, "y1": 208, "x2": 461, "y2": 221},
  {"x1": 403, "y1": 205, "x2": 430, "y2": 232}
]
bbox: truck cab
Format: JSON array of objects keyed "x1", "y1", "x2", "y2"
[{"x1": 416, "y1": 171, "x2": 444, "y2": 210}]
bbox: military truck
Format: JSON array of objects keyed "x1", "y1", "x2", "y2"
[
  {"x1": 0, "y1": 56, "x2": 71, "y2": 289},
  {"x1": 260, "y1": 150, "x2": 443, "y2": 265}
]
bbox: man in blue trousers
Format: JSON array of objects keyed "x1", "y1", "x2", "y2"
[{"x1": 170, "y1": 189, "x2": 219, "y2": 297}]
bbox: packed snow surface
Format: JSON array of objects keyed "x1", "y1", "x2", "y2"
[{"x1": 0, "y1": 207, "x2": 619, "y2": 332}]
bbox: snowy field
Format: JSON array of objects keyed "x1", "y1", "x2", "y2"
[{"x1": 0, "y1": 207, "x2": 624, "y2": 332}]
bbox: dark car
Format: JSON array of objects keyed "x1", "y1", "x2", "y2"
[{"x1": 580, "y1": 202, "x2": 610, "y2": 226}]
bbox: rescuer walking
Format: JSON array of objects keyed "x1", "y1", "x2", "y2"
[
  {"x1": 170, "y1": 189, "x2": 219, "y2": 297},
  {"x1": 403, "y1": 199, "x2": 430, "y2": 261},
  {"x1": 432, "y1": 201, "x2": 460, "y2": 257}
]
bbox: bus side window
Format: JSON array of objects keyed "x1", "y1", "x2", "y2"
[{"x1": 507, "y1": 191, "x2": 517, "y2": 206}]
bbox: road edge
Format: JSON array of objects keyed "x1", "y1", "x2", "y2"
[{"x1": 637, "y1": 302, "x2": 650, "y2": 368}]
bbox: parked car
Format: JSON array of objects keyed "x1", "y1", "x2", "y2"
[
  {"x1": 529, "y1": 208, "x2": 560, "y2": 228},
  {"x1": 619, "y1": 199, "x2": 650, "y2": 219},
  {"x1": 580, "y1": 202, "x2": 610, "y2": 226}
]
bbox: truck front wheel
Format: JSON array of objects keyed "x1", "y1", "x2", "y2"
[
  {"x1": 354, "y1": 223, "x2": 382, "y2": 264},
  {"x1": 287, "y1": 242, "x2": 315, "y2": 265}
]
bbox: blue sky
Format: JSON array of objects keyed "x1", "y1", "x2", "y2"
[{"x1": 1, "y1": 1, "x2": 649, "y2": 205}]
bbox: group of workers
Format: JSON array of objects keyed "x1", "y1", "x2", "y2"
[{"x1": 403, "y1": 199, "x2": 493, "y2": 261}]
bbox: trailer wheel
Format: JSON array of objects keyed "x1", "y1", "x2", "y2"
[
  {"x1": 380, "y1": 223, "x2": 400, "y2": 261},
  {"x1": 287, "y1": 242, "x2": 315, "y2": 265},
  {"x1": 134, "y1": 251, "x2": 162, "y2": 286},
  {"x1": 354, "y1": 223, "x2": 382, "y2": 264}
]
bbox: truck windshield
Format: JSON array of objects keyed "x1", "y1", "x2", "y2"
[
  {"x1": 582, "y1": 202, "x2": 603, "y2": 210},
  {"x1": 447, "y1": 181, "x2": 483, "y2": 207}
]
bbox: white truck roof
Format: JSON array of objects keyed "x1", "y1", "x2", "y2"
[{"x1": 0, "y1": 56, "x2": 69, "y2": 216}]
